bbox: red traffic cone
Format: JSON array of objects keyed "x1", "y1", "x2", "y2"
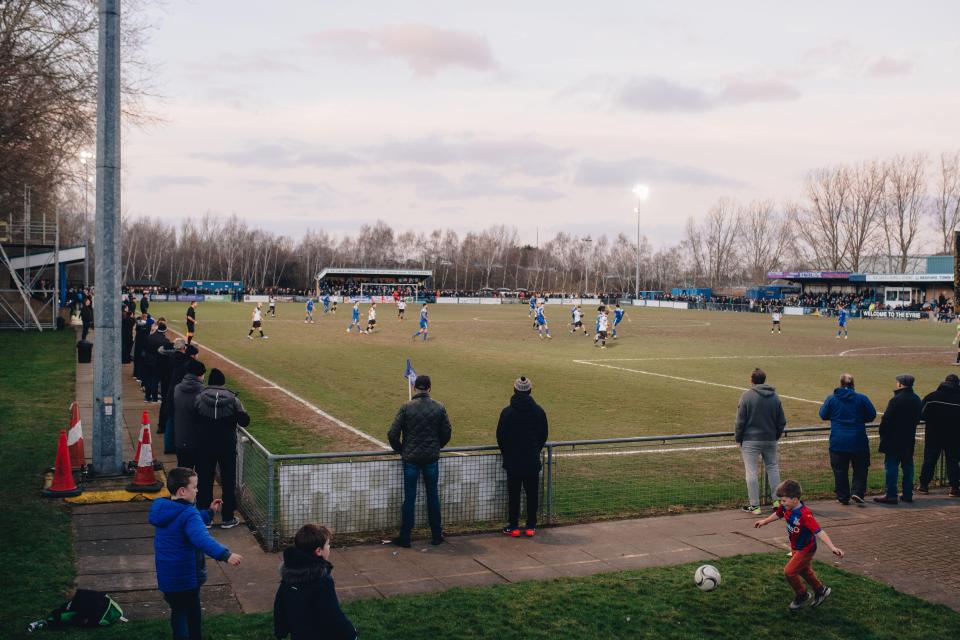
[
  {"x1": 43, "y1": 430, "x2": 82, "y2": 497},
  {"x1": 67, "y1": 401, "x2": 85, "y2": 471},
  {"x1": 127, "y1": 425, "x2": 163, "y2": 492},
  {"x1": 132, "y1": 411, "x2": 149, "y2": 466}
]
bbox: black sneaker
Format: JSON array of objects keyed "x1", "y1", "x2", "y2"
[
  {"x1": 219, "y1": 517, "x2": 240, "y2": 529},
  {"x1": 390, "y1": 536, "x2": 411, "y2": 548},
  {"x1": 789, "y1": 591, "x2": 812, "y2": 611},
  {"x1": 916, "y1": 486, "x2": 929, "y2": 494},
  {"x1": 850, "y1": 494, "x2": 865, "y2": 504},
  {"x1": 837, "y1": 498, "x2": 850, "y2": 505},
  {"x1": 812, "y1": 586, "x2": 831, "y2": 607},
  {"x1": 431, "y1": 535, "x2": 445, "y2": 546}
]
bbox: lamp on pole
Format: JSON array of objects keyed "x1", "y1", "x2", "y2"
[
  {"x1": 582, "y1": 236, "x2": 592, "y2": 296},
  {"x1": 80, "y1": 150, "x2": 94, "y2": 289},
  {"x1": 632, "y1": 185, "x2": 650, "y2": 300}
]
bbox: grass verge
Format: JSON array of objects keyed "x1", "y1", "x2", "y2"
[{"x1": 52, "y1": 553, "x2": 960, "y2": 639}]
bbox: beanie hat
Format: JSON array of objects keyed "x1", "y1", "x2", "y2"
[
  {"x1": 208, "y1": 368, "x2": 226, "y2": 386},
  {"x1": 157, "y1": 322, "x2": 167, "y2": 333},
  {"x1": 184, "y1": 344, "x2": 199, "y2": 357},
  {"x1": 514, "y1": 376, "x2": 532, "y2": 394},
  {"x1": 945, "y1": 374, "x2": 960, "y2": 386},
  {"x1": 186, "y1": 359, "x2": 206, "y2": 377},
  {"x1": 413, "y1": 375, "x2": 431, "y2": 390}
]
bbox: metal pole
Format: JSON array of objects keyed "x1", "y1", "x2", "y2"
[
  {"x1": 92, "y1": 0, "x2": 124, "y2": 475},
  {"x1": 636, "y1": 202, "x2": 640, "y2": 301},
  {"x1": 545, "y1": 445, "x2": 553, "y2": 525},
  {"x1": 83, "y1": 160, "x2": 89, "y2": 289},
  {"x1": 266, "y1": 456, "x2": 276, "y2": 550}
]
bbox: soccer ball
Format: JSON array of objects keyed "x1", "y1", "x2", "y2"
[{"x1": 694, "y1": 564, "x2": 721, "y2": 591}]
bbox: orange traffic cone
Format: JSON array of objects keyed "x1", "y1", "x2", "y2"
[
  {"x1": 43, "y1": 430, "x2": 82, "y2": 497},
  {"x1": 127, "y1": 425, "x2": 163, "y2": 492},
  {"x1": 67, "y1": 401, "x2": 85, "y2": 471}
]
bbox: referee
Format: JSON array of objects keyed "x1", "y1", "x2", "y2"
[{"x1": 185, "y1": 301, "x2": 198, "y2": 344}]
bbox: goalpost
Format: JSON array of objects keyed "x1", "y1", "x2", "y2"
[{"x1": 359, "y1": 282, "x2": 419, "y2": 302}]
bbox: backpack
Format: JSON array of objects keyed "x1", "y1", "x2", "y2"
[{"x1": 27, "y1": 589, "x2": 126, "y2": 632}]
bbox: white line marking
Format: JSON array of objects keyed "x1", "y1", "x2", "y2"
[
  {"x1": 580, "y1": 350, "x2": 952, "y2": 363},
  {"x1": 573, "y1": 359, "x2": 823, "y2": 405},
  {"x1": 838, "y1": 345, "x2": 949, "y2": 357},
  {"x1": 167, "y1": 329, "x2": 390, "y2": 450}
]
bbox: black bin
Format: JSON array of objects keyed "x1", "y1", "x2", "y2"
[{"x1": 76, "y1": 340, "x2": 93, "y2": 363}]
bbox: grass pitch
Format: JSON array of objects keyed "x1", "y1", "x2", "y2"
[{"x1": 151, "y1": 301, "x2": 956, "y2": 449}]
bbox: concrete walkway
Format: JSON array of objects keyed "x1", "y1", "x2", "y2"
[{"x1": 69, "y1": 331, "x2": 960, "y2": 620}]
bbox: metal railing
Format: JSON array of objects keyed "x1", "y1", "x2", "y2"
[{"x1": 236, "y1": 423, "x2": 944, "y2": 551}]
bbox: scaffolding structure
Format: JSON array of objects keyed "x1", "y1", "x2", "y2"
[{"x1": 0, "y1": 213, "x2": 61, "y2": 331}]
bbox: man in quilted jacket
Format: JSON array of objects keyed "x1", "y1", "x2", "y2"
[{"x1": 387, "y1": 375, "x2": 452, "y2": 547}]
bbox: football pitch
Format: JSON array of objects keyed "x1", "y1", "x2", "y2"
[{"x1": 151, "y1": 301, "x2": 956, "y2": 451}]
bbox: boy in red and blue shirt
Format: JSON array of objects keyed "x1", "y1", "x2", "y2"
[{"x1": 755, "y1": 479, "x2": 844, "y2": 611}]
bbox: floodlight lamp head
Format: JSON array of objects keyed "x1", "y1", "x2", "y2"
[{"x1": 632, "y1": 185, "x2": 650, "y2": 201}]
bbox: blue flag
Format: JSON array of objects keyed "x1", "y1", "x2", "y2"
[{"x1": 404, "y1": 359, "x2": 417, "y2": 386}]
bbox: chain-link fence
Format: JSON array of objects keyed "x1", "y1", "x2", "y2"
[{"x1": 237, "y1": 424, "x2": 945, "y2": 550}]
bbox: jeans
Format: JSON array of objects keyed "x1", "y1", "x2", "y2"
[
  {"x1": 884, "y1": 453, "x2": 914, "y2": 499},
  {"x1": 196, "y1": 447, "x2": 237, "y2": 521},
  {"x1": 400, "y1": 460, "x2": 441, "y2": 540},
  {"x1": 829, "y1": 449, "x2": 870, "y2": 501},
  {"x1": 740, "y1": 440, "x2": 781, "y2": 506},
  {"x1": 507, "y1": 473, "x2": 540, "y2": 529},
  {"x1": 919, "y1": 432, "x2": 960, "y2": 491},
  {"x1": 163, "y1": 588, "x2": 201, "y2": 640}
]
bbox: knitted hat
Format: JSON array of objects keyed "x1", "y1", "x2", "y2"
[
  {"x1": 414, "y1": 375, "x2": 431, "y2": 390},
  {"x1": 514, "y1": 376, "x2": 532, "y2": 394},
  {"x1": 944, "y1": 374, "x2": 959, "y2": 386},
  {"x1": 895, "y1": 374, "x2": 915, "y2": 388},
  {"x1": 184, "y1": 344, "x2": 199, "y2": 357},
  {"x1": 208, "y1": 368, "x2": 226, "y2": 386}
]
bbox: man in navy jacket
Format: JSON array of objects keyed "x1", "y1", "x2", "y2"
[{"x1": 819, "y1": 373, "x2": 877, "y2": 504}]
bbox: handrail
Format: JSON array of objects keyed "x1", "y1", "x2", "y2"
[{"x1": 243, "y1": 422, "x2": 909, "y2": 462}]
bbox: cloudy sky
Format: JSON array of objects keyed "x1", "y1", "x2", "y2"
[{"x1": 123, "y1": 1, "x2": 960, "y2": 247}]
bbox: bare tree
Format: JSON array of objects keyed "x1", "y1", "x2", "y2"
[
  {"x1": 702, "y1": 199, "x2": 742, "y2": 289},
  {"x1": 740, "y1": 200, "x2": 791, "y2": 283},
  {"x1": 795, "y1": 166, "x2": 852, "y2": 270},
  {"x1": 845, "y1": 160, "x2": 886, "y2": 271},
  {"x1": 934, "y1": 151, "x2": 960, "y2": 253},
  {"x1": 881, "y1": 154, "x2": 927, "y2": 273}
]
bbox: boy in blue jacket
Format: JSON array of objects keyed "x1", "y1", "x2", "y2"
[
  {"x1": 150, "y1": 467, "x2": 242, "y2": 640},
  {"x1": 274, "y1": 524, "x2": 357, "y2": 640}
]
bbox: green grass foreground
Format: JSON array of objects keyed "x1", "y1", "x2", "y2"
[
  {"x1": 52, "y1": 554, "x2": 960, "y2": 640},
  {"x1": 0, "y1": 330, "x2": 78, "y2": 632}
]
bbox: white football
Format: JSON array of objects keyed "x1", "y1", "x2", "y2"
[{"x1": 694, "y1": 564, "x2": 721, "y2": 592}]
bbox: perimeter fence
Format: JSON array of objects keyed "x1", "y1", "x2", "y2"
[{"x1": 236, "y1": 423, "x2": 945, "y2": 550}]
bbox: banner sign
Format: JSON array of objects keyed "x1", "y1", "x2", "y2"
[
  {"x1": 767, "y1": 271, "x2": 851, "y2": 280},
  {"x1": 863, "y1": 310, "x2": 922, "y2": 320}
]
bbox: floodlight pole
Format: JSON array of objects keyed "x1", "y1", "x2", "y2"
[{"x1": 92, "y1": 0, "x2": 124, "y2": 475}]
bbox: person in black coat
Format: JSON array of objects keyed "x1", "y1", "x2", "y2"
[
  {"x1": 874, "y1": 375, "x2": 922, "y2": 504},
  {"x1": 918, "y1": 373, "x2": 960, "y2": 496},
  {"x1": 144, "y1": 320, "x2": 171, "y2": 403},
  {"x1": 496, "y1": 376, "x2": 548, "y2": 536},
  {"x1": 274, "y1": 524, "x2": 357, "y2": 640},
  {"x1": 121, "y1": 307, "x2": 135, "y2": 364},
  {"x1": 79, "y1": 297, "x2": 94, "y2": 341},
  {"x1": 133, "y1": 313, "x2": 150, "y2": 382}
]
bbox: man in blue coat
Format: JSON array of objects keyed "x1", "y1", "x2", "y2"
[
  {"x1": 819, "y1": 373, "x2": 877, "y2": 505},
  {"x1": 150, "y1": 467, "x2": 242, "y2": 640}
]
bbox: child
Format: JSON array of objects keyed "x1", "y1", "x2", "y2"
[
  {"x1": 754, "y1": 479, "x2": 843, "y2": 611},
  {"x1": 150, "y1": 467, "x2": 242, "y2": 640},
  {"x1": 274, "y1": 524, "x2": 357, "y2": 640}
]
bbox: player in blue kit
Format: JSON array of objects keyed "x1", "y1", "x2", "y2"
[
  {"x1": 412, "y1": 304, "x2": 429, "y2": 341},
  {"x1": 612, "y1": 304, "x2": 625, "y2": 338},
  {"x1": 528, "y1": 295, "x2": 537, "y2": 318},
  {"x1": 304, "y1": 298, "x2": 315, "y2": 323},
  {"x1": 836, "y1": 306, "x2": 849, "y2": 339},
  {"x1": 346, "y1": 301, "x2": 362, "y2": 333},
  {"x1": 322, "y1": 294, "x2": 330, "y2": 315},
  {"x1": 534, "y1": 303, "x2": 551, "y2": 339}
]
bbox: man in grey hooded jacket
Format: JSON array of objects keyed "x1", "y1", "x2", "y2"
[{"x1": 735, "y1": 368, "x2": 787, "y2": 514}]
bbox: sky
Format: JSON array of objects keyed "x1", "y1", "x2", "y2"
[{"x1": 122, "y1": 1, "x2": 960, "y2": 248}]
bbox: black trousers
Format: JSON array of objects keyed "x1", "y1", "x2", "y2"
[
  {"x1": 507, "y1": 473, "x2": 540, "y2": 529},
  {"x1": 81, "y1": 320, "x2": 91, "y2": 341},
  {"x1": 919, "y1": 433, "x2": 960, "y2": 490},
  {"x1": 196, "y1": 447, "x2": 237, "y2": 521},
  {"x1": 829, "y1": 450, "x2": 870, "y2": 501},
  {"x1": 176, "y1": 446, "x2": 196, "y2": 470}
]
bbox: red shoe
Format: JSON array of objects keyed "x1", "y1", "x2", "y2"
[
  {"x1": 524, "y1": 528, "x2": 536, "y2": 538},
  {"x1": 502, "y1": 527, "x2": 520, "y2": 537}
]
